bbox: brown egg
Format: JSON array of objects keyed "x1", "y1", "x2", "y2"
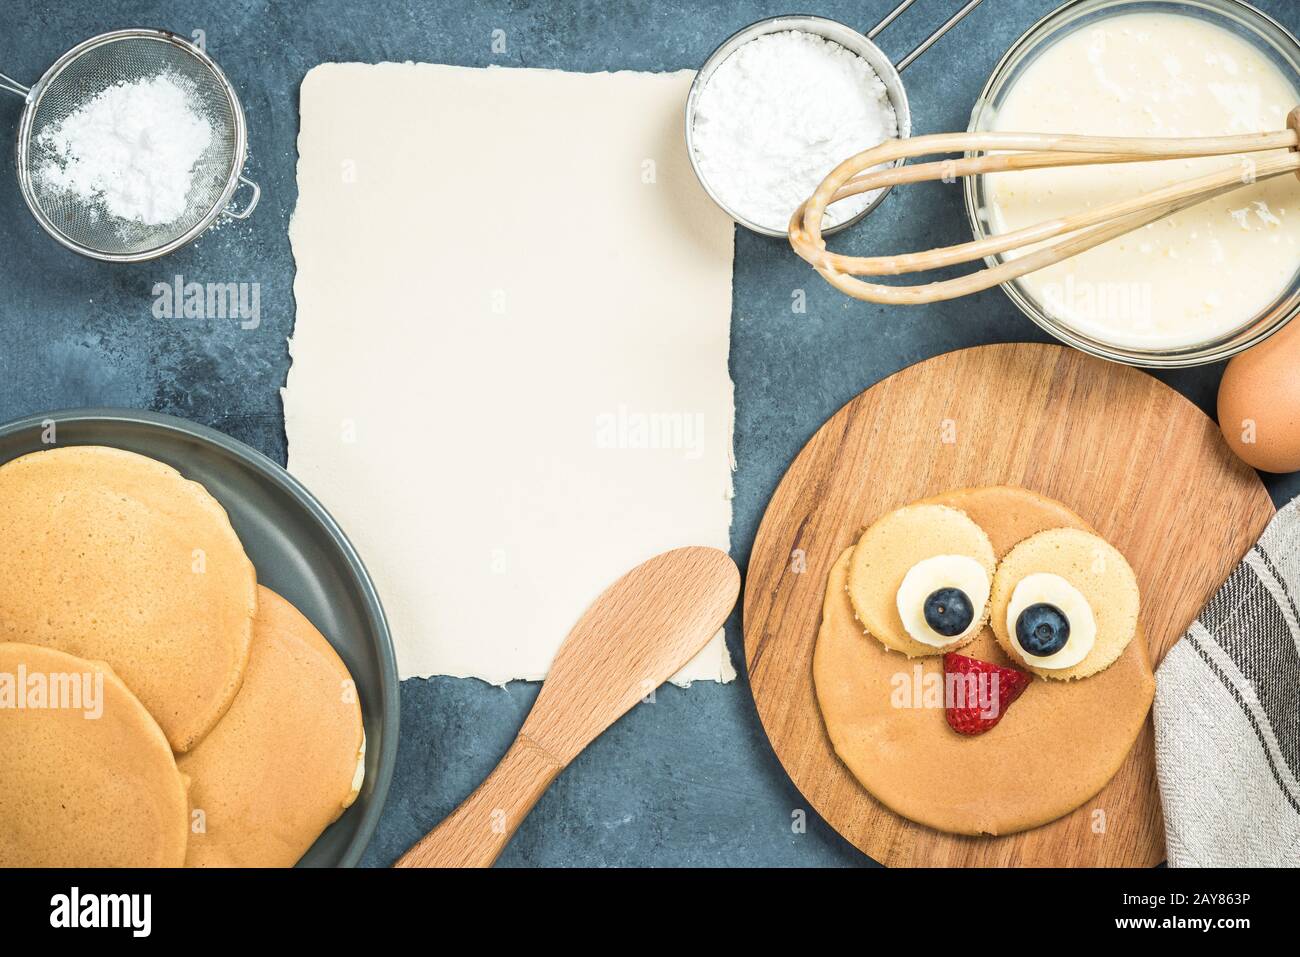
[{"x1": 1218, "y1": 318, "x2": 1300, "y2": 473}]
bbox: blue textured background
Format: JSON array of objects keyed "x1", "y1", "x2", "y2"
[{"x1": 2, "y1": 0, "x2": 1297, "y2": 867}]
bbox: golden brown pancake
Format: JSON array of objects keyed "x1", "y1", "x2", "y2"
[
  {"x1": 0, "y1": 446, "x2": 257, "y2": 752},
  {"x1": 847, "y1": 503, "x2": 996, "y2": 657},
  {"x1": 0, "y1": 642, "x2": 189, "y2": 866},
  {"x1": 990, "y1": 527, "x2": 1141, "y2": 679},
  {"x1": 813, "y1": 486, "x2": 1155, "y2": 836},
  {"x1": 178, "y1": 586, "x2": 365, "y2": 867}
]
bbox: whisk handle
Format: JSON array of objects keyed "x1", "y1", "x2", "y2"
[
  {"x1": 791, "y1": 123, "x2": 1300, "y2": 305},
  {"x1": 1290, "y1": 108, "x2": 1300, "y2": 181}
]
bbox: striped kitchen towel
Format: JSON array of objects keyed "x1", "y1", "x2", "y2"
[{"x1": 1154, "y1": 498, "x2": 1300, "y2": 867}]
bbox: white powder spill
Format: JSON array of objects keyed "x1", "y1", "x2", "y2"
[
  {"x1": 36, "y1": 73, "x2": 214, "y2": 226},
  {"x1": 691, "y1": 30, "x2": 898, "y2": 233}
]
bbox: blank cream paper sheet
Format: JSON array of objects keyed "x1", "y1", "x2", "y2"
[{"x1": 286, "y1": 63, "x2": 736, "y2": 684}]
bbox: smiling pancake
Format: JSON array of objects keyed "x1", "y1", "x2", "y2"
[
  {"x1": 178, "y1": 587, "x2": 365, "y2": 867},
  {"x1": 0, "y1": 446, "x2": 257, "y2": 752},
  {"x1": 0, "y1": 642, "x2": 189, "y2": 867},
  {"x1": 813, "y1": 486, "x2": 1155, "y2": 836}
]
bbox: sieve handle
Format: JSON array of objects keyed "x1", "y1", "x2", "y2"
[
  {"x1": 222, "y1": 176, "x2": 261, "y2": 220},
  {"x1": 868, "y1": 0, "x2": 987, "y2": 73},
  {"x1": 0, "y1": 70, "x2": 30, "y2": 98}
]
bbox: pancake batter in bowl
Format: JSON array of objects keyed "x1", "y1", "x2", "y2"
[{"x1": 981, "y1": 10, "x2": 1300, "y2": 351}]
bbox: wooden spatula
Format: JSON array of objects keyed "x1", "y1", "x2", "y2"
[{"x1": 394, "y1": 545, "x2": 740, "y2": 868}]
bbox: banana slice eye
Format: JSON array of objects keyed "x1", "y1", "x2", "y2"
[
  {"x1": 1005, "y1": 573, "x2": 1096, "y2": 669},
  {"x1": 896, "y1": 554, "x2": 990, "y2": 649}
]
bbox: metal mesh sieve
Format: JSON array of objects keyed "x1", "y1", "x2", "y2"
[{"x1": 7, "y1": 29, "x2": 256, "y2": 261}]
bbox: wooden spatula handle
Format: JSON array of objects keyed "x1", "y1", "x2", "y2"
[{"x1": 394, "y1": 734, "x2": 563, "y2": 868}]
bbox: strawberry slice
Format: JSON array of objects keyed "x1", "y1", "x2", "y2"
[{"x1": 943, "y1": 653, "x2": 1032, "y2": 735}]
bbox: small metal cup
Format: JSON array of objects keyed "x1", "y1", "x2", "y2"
[{"x1": 685, "y1": 1, "x2": 985, "y2": 237}]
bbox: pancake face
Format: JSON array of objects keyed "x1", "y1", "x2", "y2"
[
  {"x1": 814, "y1": 486, "x2": 1155, "y2": 836},
  {"x1": 178, "y1": 587, "x2": 365, "y2": 867},
  {"x1": 0, "y1": 643, "x2": 189, "y2": 866},
  {"x1": 847, "y1": 503, "x2": 996, "y2": 657},
  {"x1": 990, "y1": 527, "x2": 1141, "y2": 679},
  {"x1": 0, "y1": 447, "x2": 257, "y2": 752}
]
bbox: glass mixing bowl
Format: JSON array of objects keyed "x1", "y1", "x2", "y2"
[{"x1": 964, "y1": 0, "x2": 1300, "y2": 367}]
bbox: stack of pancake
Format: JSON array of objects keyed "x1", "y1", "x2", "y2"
[{"x1": 0, "y1": 446, "x2": 366, "y2": 867}]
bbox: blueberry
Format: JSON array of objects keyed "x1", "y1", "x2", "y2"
[
  {"x1": 923, "y1": 587, "x2": 974, "y2": 637},
  {"x1": 1016, "y1": 603, "x2": 1071, "y2": 656}
]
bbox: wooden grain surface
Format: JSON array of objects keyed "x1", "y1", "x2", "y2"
[{"x1": 742, "y1": 343, "x2": 1275, "y2": 867}]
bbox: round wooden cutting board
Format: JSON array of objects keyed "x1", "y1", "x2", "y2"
[{"x1": 743, "y1": 343, "x2": 1275, "y2": 867}]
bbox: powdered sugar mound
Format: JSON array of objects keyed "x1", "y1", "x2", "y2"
[
  {"x1": 692, "y1": 30, "x2": 898, "y2": 233},
  {"x1": 37, "y1": 73, "x2": 214, "y2": 226}
]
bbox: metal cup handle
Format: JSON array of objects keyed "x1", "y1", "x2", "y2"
[{"x1": 868, "y1": 0, "x2": 987, "y2": 73}]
